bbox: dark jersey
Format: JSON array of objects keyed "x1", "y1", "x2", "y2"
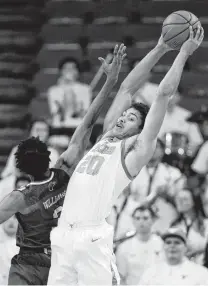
[{"x1": 14, "y1": 168, "x2": 69, "y2": 249}]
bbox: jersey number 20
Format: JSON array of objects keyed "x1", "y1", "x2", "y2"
[{"x1": 76, "y1": 155, "x2": 105, "y2": 175}]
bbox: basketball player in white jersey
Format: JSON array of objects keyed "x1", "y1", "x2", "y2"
[{"x1": 48, "y1": 26, "x2": 204, "y2": 285}]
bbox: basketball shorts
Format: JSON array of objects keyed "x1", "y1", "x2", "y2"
[
  {"x1": 8, "y1": 251, "x2": 51, "y2": 285},
  {"x1": 47, "y1": 221, "x2": 120, "y2": 285}
]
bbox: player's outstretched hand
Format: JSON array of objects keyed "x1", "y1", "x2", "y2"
[
  {"x1": 181, "y1": 25, "x2": 204, "y2": 56},
  {"x1": 98, "y1": 43, "x2": 127, "y2": 82}
]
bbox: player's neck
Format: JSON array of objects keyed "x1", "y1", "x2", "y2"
[
  {"x1": 102, "y1": 131, "x2": 119, "y2": 142},
  {"x1": 103, "y1": 130, "x2": 122, "y2": 141},
  {"x1": 32, "y1": 169, "x2": 51, "y2": 182}
]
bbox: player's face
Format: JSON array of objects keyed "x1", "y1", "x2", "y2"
[
  {"x1": 113, "y1": 108, "x2": 142, "y2": 139},
  {"x1": 175, "y1": 189, "x2": 194, "y2": 214},
  {"x1": 133, "y1": 210, "x2": 153, "y2": 234},
  {"x1": 30, "y1": 122, "x2": 49, "y2": 143},
  {"x1": 61, "y1": 62, "x2": 79, "y2": 81},
  {"x1": 164, "y1": 237, "x2": 186, "y2": 263}
]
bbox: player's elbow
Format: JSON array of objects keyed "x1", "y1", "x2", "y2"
[
  {"x1": 158, "y1": 84, "x2": 175, "y2": 98},
  {"x1": 119, "y1": 82, "x2": 134, "y2": 97}
]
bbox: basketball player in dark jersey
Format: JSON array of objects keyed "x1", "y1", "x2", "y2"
[{"x1": 0, "y1": 44, "x2": 126, "y2": 285}]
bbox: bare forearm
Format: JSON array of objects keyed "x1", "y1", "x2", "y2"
[
  {"x1": 141, "y1": 51, "x2": 189, "y2": 141},
  {"x1": 70, "y1": 77, "x2": 116, "y2": 144},
  {"x1": 80, "y1": 78, "x2": 116, "y2": 128},
  {"x1": 158, "y1": 51, "x2": 189, "y2": 96},
  {"x1": 121, "y1": 45, "x2": 167, "y2": 95}
]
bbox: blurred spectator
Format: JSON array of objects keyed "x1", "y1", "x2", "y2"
[
  {"x1": 0, "y1": 216, "x2": 19, "y2": 284},
  {"x1": 110, "y1": 139, "x2": 184, "y2": 238},
  {"x1": 190, "y1": 109, "x2": 208, "y2": 176},
  {"x1": 139, "y1": 228, "x2": 208, "y2": 285},
  {"x1": 204, "y1": 241, "x2": 208, "y2": 269},
  {"x1": 171, "y1": 187, "x2": 208, "y2": 265},
  {"x1": 1, "y1": 119, "x2": 59, "y2": 179},
  {"x1": 47, "y1": 57, "x2": 92, "y2": 128},
  {"x1": 132, "y1": 65, "x2": 202, "y2": 151},
  {"x1": 115, "y1": 206, "x2": 163, "y2": 285}
]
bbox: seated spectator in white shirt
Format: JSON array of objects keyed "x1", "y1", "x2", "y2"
[
  {"x1": 47, "y1": 57, "x2": 92, "y2": 128},
  {"x1": 139, "y1": 228, "x2": 208, "y2": 285},
  {"x1": 171, "y1": 187, "x2": 208, "y2": 265},
  {"x1": 0, "y1": 216, "x2": 19, "y2": 284},
  {"x1": 109, "y1": 139, "x2": 184, "y2": 238},
  {"x1": 1, "y1": 119, "x2": 59, "y2": 179},
  {"x1": 116, "y1": 206, "x2": 163, "y2": 285}
]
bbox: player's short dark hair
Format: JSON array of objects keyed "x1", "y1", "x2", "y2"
[
  {"x1": 131, "y1": 102, "x2": 150, "y2": 129},
  {"x1": 132, "y1": 205, "x2": 157, "y2": 219},
  {"x1": 58, "y1": 57, "x2": 81, "y2": 73},
  {"x1": 15, "y1": 137, "x2": 51, "y2": 177}
]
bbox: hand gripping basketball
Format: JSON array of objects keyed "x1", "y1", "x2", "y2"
[{"x1": 181, "y1": 25, "x2": 204, "y2": 55}]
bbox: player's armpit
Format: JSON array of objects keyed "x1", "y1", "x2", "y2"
[
  {"x1": 124, "y1": 136, "x2": 156, "y2": 177},
  {"x1": 0, "y1": 191, "x2": 26, "y2": 224}
]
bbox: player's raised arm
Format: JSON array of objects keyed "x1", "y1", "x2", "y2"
[
  {"x1": 125, "y1": 26, "x2": 204, "y2": 177},
  {"x1": 103, "y1": 36, "x2": 172, "y2": 133},
  {"x1": 55, "y1": 44, "x2": 126, "y2": 173}
]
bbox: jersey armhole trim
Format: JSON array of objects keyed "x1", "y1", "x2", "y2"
[
  {"x1": 29, "y1": 171, "x2": 54, "y2": 186},
  {"x1": 121, "y1": 139, "x2": 134, "y2": 180}
]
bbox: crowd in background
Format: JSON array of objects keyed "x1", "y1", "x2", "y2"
[{"x1": 0, "y1": 54, "x2": 208, "y2": 284}]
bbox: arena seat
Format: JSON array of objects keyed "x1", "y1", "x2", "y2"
[
  {"x1": 0, "y1": 87, "x2": 34, "y2": 104},
  {"x1": 37, "y1": 45, "x2": 82, "y2": 69},
  {"x1": 46, "y1": 0, "x2": 95, "y2": 19},
  {"x1": 0, "y1": 0, "x2": 46, "y2": 168},
  {"x1": 139, "y1": 0, "x2": 208, "y2": 19},
  {"x1": 85, "y1": 24, "x2": 161, "y2": 43},
  {"x1": 41, "y1": 24, "x2": 84, "y2": 44},
  {"x1": 0, "y1": 128, "x2": 26, "y2": 140}
]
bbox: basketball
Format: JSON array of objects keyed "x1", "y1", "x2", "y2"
[{"x1": 162, "y1": 11, "x2": 201, "y2": 50}]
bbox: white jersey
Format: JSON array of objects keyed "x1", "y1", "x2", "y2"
[{"x1": 59, "y1": 138, "x2": 132, "y2": 224}]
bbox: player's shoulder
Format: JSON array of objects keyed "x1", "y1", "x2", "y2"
[
  {"x1": 15, "y1": 183, "x2": 31, "y2": 194},
  {"x1": 51, "y1": 167, "x2": 70, "y2": 183}
]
